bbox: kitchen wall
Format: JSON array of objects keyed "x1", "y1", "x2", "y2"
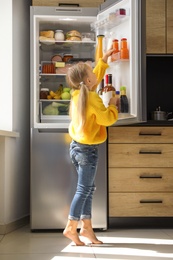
[
  {"x1": 146, "y1": 56, "x2": 173, "y2": 120},
  {"x1": 0, "y1": 0, "x2": 31, "y2": 234}
]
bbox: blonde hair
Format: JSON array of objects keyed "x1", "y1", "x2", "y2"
[{"x1": 66, "y1": 62, "x2": 90, "y2": 131}]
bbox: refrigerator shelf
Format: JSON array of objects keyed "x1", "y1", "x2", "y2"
[
  {"x1": 40, "y1": 40, "x2": 96, "y2": 52},
  {"x1": 40, "y1": 73, "x2": 66, "y2": 76},
  {"x1": 108, "y1": 59, "x2": 129, "y2": 66},
  {"x1": 40, "y1": 99, "x2": 70, "y2": 101}
]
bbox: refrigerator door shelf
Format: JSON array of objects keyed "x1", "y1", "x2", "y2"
[{"x1": 91, "y1": 11, "x2": 129, "y2": 32}]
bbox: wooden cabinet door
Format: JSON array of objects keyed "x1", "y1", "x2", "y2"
[
  {"x1": 167, "y1": 0, "x2": 173, "y2": 53},
  {"x1": 146, "y1": 0, "x2": 166, "y2": 54}
]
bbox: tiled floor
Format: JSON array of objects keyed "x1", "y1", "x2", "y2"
[{"x1": 0, "y1": 225, "x2": 173, "y2": 260}]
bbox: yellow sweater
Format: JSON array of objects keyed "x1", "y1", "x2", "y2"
[{"x1": 69, "y1": 58, "x2": 118, "y2": 145}]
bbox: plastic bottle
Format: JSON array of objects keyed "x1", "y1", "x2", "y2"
[
  {"x1": 95, "y1": 35, "x2": 104, "y2": 64},
  {"x1": 120, "y1": 86, "x2": 129, "y2": 113},
  {"x1": 120, "y1": 38, "x2": 129, "y2": 59},
  {"x1": 115, "y1": 90, "x2": 120, "y2": 112}
]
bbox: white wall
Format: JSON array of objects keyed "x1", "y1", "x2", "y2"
[
  {"x1": 0, "y1": 0, "x2": 31, "y2": 232},
  {"x1": 0, "y1": 1, "x2": 13, "y2": 130}
]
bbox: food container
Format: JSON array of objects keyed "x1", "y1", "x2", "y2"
[
  {"x1": 55, "y1": 30, "x2": 65, "y2": 41},
  {"x1": 40, "y1": 88, "x2": 49, "y2": 99},
  {"x1": 81, "y1": 32, "x2": 95, "y2": 41},
  {"x1": 62, "y1": 54, "x2": 73, "y2": 62}
]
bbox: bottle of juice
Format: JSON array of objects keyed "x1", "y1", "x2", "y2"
[
  {"x1": 111, "y1": 39, "x2": 120, "y2": 62},
  {"x1": 120, "y1": 38, "x2": 129, "y2": 59},
  {"x1": 95, "y1": 35, "x2": 104, "y2": 64}
]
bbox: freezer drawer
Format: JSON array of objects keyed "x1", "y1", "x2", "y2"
[{"x1": 30, "y1": 128, "x2": 107, "y2": 230}]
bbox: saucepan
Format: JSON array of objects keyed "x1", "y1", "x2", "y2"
[{"x1": 152, "y1": 107, "x2": 173, "y2": 121}]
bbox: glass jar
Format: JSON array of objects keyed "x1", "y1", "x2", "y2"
[
  {"x1": 62, "y1": 54, "x2": 73, "y2": 62},
  {"x1": 111, "y1": 39, "x2": 120, "y2": 62},
  {"x1": 120, "y1": 38, "x2": 129, "y2": 59},
  {"x1": 55, "y1": 30, "x2": 65, "y2": 41},
  {"x1": 40, "y1": 88, "x2": 49, "y2": 99}
]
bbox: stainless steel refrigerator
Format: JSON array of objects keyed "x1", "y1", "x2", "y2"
[{"x1": 30, "y1": 0, "x2": 146, "y2": 230}]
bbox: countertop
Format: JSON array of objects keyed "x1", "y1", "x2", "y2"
[
  {"x1": 0, "y1": 130, "x2": 20, "y2": 138},
  {"x1": 134, "y1": 120, "x2": 173, "y2": 126}
]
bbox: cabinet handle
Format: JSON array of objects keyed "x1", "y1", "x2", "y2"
[
  {"x1": 139, "y1": 150, "x2": 162, "y2": 154},
  {"x1": 139, "y1": 131, "x2": 162, "y2": 136},
  {"x1": 140, "y1": 199, "x2": 163, "y2": 204},
  {"x1": 140, "y1": 174, "x2": 162, "y2": 179}
]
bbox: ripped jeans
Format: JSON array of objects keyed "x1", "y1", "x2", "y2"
[{"x1": 68, "y1": 140, "x2": 99, "y2": 221}]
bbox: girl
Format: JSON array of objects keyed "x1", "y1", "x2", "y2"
[{"x1": 63, "y1": 48, "x2": 119, "y2": 246}]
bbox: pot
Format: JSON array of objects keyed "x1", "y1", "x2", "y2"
[{"x1": 152, "y1": 107, "x2": 172, "y2": 121}]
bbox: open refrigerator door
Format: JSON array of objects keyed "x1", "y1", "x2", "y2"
[
  {"x1": 93, "y1": 0, "x2": 146, "y2": 125},
  {"x1": 31, "y1": 0, "x2": 146, "y2": 131}
]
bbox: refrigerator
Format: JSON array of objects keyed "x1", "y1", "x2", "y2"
[{"x1": 30, "y1": 0, "x2": 146, "y2": 230}]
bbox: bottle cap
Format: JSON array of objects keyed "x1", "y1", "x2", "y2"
[{"x1": 113, "y1": 39, "x2": 118, "y2": 42}]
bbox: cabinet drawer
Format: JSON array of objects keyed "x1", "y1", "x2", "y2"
[
  {"x1": 109, "y1": 144, "x2": 173, "y2": 167},
  {"x1": 109, "y1": 168, "x2": 173, "y2": 192},
  {"x1": 32, "y1": 0, "x2": 104, "y2": 7},
  {"x1": 109, "y1": 193, "x2": 173, "y2": 217},
  {"x1": 108, "y1": 127, "x2": 173, "y2": 144}
]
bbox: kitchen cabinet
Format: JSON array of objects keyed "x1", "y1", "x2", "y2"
[
  {"x1": 32, "y1": 0, "x2": 104, "y2": 7},
  {"x1": 146, "y1": 0, "x2": 173, "y2": 54},
  {"x1": 108, "y1": 126, "x2": 173, "y2": 217}
]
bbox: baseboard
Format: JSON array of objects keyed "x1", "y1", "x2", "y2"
[{"x1": 0, "y1": 215, "x2": 30, "y2": 235}]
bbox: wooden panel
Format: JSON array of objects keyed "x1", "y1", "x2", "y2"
[
  {"x1": 167, "y1": 0, "x2": 173, "y2": 53},
  {"x1": 109, "y1": 144, "x2": 173, "y2": 167},
  {"x1": 109, "y1": 168, "x2": 173, "y2": 192},
  {"x1": 109, "y1": 193, "x2": 173, "y2": 217},
  {"x1": 146, "y1": 0, "x2": 166, "y2": 54},
  {"x1": 108, "y1": 127, "x2": 173, "y2": 144},
  {"x1": 32, "y1": 0, "x2": 104, "y2": 7}
]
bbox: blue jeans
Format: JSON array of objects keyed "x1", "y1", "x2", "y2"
[{"x1": 69, "y1": 140, "x2": 99, "y2": 221}]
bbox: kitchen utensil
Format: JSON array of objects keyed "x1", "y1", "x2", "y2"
[{"x1": 151, "y1": 106, "x2": 172, "y2": 121}]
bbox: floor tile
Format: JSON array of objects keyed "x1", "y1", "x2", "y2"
[
  {"x1": 1, "y1": 225, "x2": 173, "y2": 260},
  {"x1": 91, "y1": 230, "x2": 173, "y2": 260}
]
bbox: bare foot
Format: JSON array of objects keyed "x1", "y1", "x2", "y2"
[
  {"x1": 63, "y1": 229, "x2": 85, "y2": 246},
  {"x1": 80, "y1": 228, "x2": 103, "y2": 244}
]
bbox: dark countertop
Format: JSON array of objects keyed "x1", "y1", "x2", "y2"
[{"x1": 134, "y1": 120, "x2": 173, "y2": 126}]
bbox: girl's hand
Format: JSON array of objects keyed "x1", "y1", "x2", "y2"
[
  {"x1": 109, "y1": 97, "x2": 120, "y2": 108},
  {"x1": 102, "y1": 45, "x2": 115, "y2": 63}
]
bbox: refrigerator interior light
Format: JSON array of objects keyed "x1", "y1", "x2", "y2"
[{"x1": 58, "y1": 18, "x2": 77, "y2": 21}]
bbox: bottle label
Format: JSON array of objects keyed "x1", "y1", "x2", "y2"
[{"x1": 102, "y1": 91, "x2": 114, "y2": 107}]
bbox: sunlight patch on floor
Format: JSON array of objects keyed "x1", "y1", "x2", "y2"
[{"x1": 61, "y1": 236, "x2": 173, "y2": 259}]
